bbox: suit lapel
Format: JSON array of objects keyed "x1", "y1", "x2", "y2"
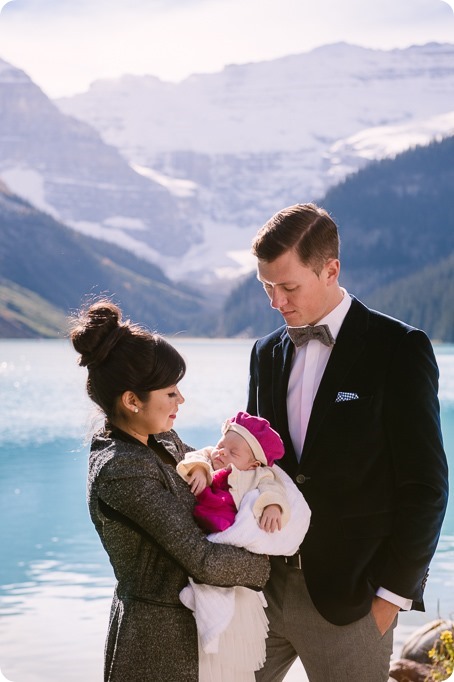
[{"x1": 301, "y1": 298, "x2": 369, "y2": 462}]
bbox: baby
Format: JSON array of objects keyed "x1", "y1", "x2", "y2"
[
  {"x1": 178, "y1": 412, "x2": 311, "y2": 680},
  {"x1": 177, "y1": 411, "x2": 290, "y2": 534}
]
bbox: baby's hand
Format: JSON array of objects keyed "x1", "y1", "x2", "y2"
[
  {"x1": 188, "y1": 466, "x2": 209, "y2": 495},
  {"x1": 260, "y1": 504, "x2": 282, "y2": 533}
]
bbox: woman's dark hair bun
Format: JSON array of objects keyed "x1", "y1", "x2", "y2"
[
  {"x1": 70, "y1": 297, "x2": 186, "y2": 420},
  {"x1": 70, "y1": 300, "x2": 126, "y2": 368}
]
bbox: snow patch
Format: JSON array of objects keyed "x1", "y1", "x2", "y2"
[
  {"x1": 330, "y1": 110, "x2": 454, "y2": 162},
  {"x1": 1, "y1": 166, "x2": 59, "y2": 218},
  {"x1": 68, "y1": 220, "x2": 165, "y2": 265},
  {"x1": 214, "y1": 250, "x2": 256, "y2": 280},
  {"x1": 131, "y1": 163, "x2": 198, "y2": 198},
  {"x1": 103, "y1": 216, "x2": 147, "y2": 231},
  {"x1": 155, "y1": 220, "x2": 258, "y2": 286},
  {"x1": 326, "y1": 110, "x2": 454, "y2": 183}
]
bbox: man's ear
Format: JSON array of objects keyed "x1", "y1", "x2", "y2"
[{"x1": 324, "y1": 258, "x2": 340, "y2": 284}]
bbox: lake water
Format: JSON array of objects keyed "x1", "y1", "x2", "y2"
[{"x1": 0, "y1": 339, "x2": 453, "y2": 682}]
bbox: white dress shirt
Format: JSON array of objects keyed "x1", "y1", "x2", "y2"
[
  {"x1": 287, "y1": 289, "x2": 351, "y2": 457},
  {"x1": 286, "y1": 288, "x2": 412, "y2": 611}
]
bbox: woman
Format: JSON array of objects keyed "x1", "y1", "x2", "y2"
[{"x1": 70, "y1": 300, "x2": 270, "y2": 682}]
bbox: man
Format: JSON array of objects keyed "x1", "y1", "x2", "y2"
[{"x1": 247, "y1": 203, "x2": 448, "y2": 682}]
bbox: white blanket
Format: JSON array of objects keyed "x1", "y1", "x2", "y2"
[{"x1": 180, "y1": 467, "x2": 311, "y2": 667}]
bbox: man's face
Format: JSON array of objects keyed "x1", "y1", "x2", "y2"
[{"x1": 257, "y1": 249, "x2": 339, "y2": 327}]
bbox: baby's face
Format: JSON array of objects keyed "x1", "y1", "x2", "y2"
[{"x1": 211, "y1": 430, "x2": 258, "y2": 471}]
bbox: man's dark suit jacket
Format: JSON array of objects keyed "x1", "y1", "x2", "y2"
[{"x1": 247, "y1": 296, "x2": 448, "y2": 626}]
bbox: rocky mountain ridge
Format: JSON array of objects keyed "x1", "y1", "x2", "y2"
[
  {"x1": 55, "y1": 42, "x2": 454, "y2": 286},
  {"x1": 0, "y1": 57, "x2": 202, "y2": 261}
]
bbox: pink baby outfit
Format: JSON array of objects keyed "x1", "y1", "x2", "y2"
[{"x1": 193, "y1": 468, "x2": 236, "y2": 533}]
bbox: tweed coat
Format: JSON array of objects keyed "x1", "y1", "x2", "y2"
[
  {"x1": 247, "y1": 296, "x2": 448, "y2": 626},
  {"x1": 87, "y1": 426, "x2": 270, "y2": 682}
]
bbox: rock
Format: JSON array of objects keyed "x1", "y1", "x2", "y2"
[
  {"x1": 389, "y1": 658, "x2": 433, "y2": 681},
  {"x1": 401, "y1": 619, "x2": 454, "y2": 665},
  {"x1": 389, "y1": 619, "x2": 454, "y2": 681}
]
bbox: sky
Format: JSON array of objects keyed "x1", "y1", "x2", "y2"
[{"x1": 0, "y1": 0, "x2": 453, "y2": 98}]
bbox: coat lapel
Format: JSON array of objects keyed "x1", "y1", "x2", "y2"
[{"x1": 301, "y1": 298, "x2": 369, "y2": 462}]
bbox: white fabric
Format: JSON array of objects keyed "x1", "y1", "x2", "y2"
[
  {"x1": 181, "y1": 580, "x2": 269, "y2": 682},
  {"x1": 287, "y1": 288, "x2": 352, "y2": 458},
  {"x1": 207, "y1": 466, "x2": 309, "y2": 556},
  {"x1": 296, "y1": 340, "x2": 320, "y2": 460},
  {"x1": 376, "y1": 586, "x2": 412, "y2": 610},
  {"x1": 179, "y1": 467, "x2": 311, "y2": 680}
]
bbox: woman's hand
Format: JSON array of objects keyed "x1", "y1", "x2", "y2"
[
  {"x1": 188, "y1": 467, "x2": 209, "y2": 495},
  {"x1": 259, "y1": 504, "x2": 283, "y2": 533}
]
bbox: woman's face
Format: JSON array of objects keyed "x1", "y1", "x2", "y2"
[
  {"x1": 116, "y1": 384, "x2": 185, "y2": 443},
  {"x1": 140, "y1": 384, "x2": 185, "y2": 435}
]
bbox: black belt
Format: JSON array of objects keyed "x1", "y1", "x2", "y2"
[{"x1": 280, "y1": 551, "x2": 302, "y2": 569}]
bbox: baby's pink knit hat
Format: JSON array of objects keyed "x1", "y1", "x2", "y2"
[{"x1": 222, "y1": 411, "x2": 285, "y2": 466}]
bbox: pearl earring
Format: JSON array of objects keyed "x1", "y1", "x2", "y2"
[{"x1": 134, "y1": 407, "x2": 139, "y2": 413}]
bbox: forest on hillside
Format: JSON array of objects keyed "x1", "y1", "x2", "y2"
[{"x1": 221, "y1": 137, "x2": 454, "y2": 342}]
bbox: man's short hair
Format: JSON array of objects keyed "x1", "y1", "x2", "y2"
[{"x1": 252, "y1": 203, "x2": 340, "y2": 275}]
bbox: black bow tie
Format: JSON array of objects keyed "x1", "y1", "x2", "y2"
[{"x1": 287, "y1": 324, "x2": 335, "y2": 348}]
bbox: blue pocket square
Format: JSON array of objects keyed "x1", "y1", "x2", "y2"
[{"x1": 335, "y1": 391, "x2": 359, "y2": 403}]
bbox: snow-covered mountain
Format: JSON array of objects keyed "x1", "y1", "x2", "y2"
[
  {"x1": 2, "y1": 43, "x2": 453, "y2": 292},
  {"x1": 0, "y1": 58, "x2": 202, "y2": 261},
  {"x1": 55, "y1": 42, "x2": 454, "y2": 286},
  {"x1": 58, "y1": 42, "x2": 454, "y2": 156}
]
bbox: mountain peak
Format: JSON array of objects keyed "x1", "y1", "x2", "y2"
[{"x1": 0, "y1": 57, "x2": 32, "y2": 84}]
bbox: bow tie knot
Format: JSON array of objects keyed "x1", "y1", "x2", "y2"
[{"x1": 287, "y1": 324, "x2": 335, "y2": 348}]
